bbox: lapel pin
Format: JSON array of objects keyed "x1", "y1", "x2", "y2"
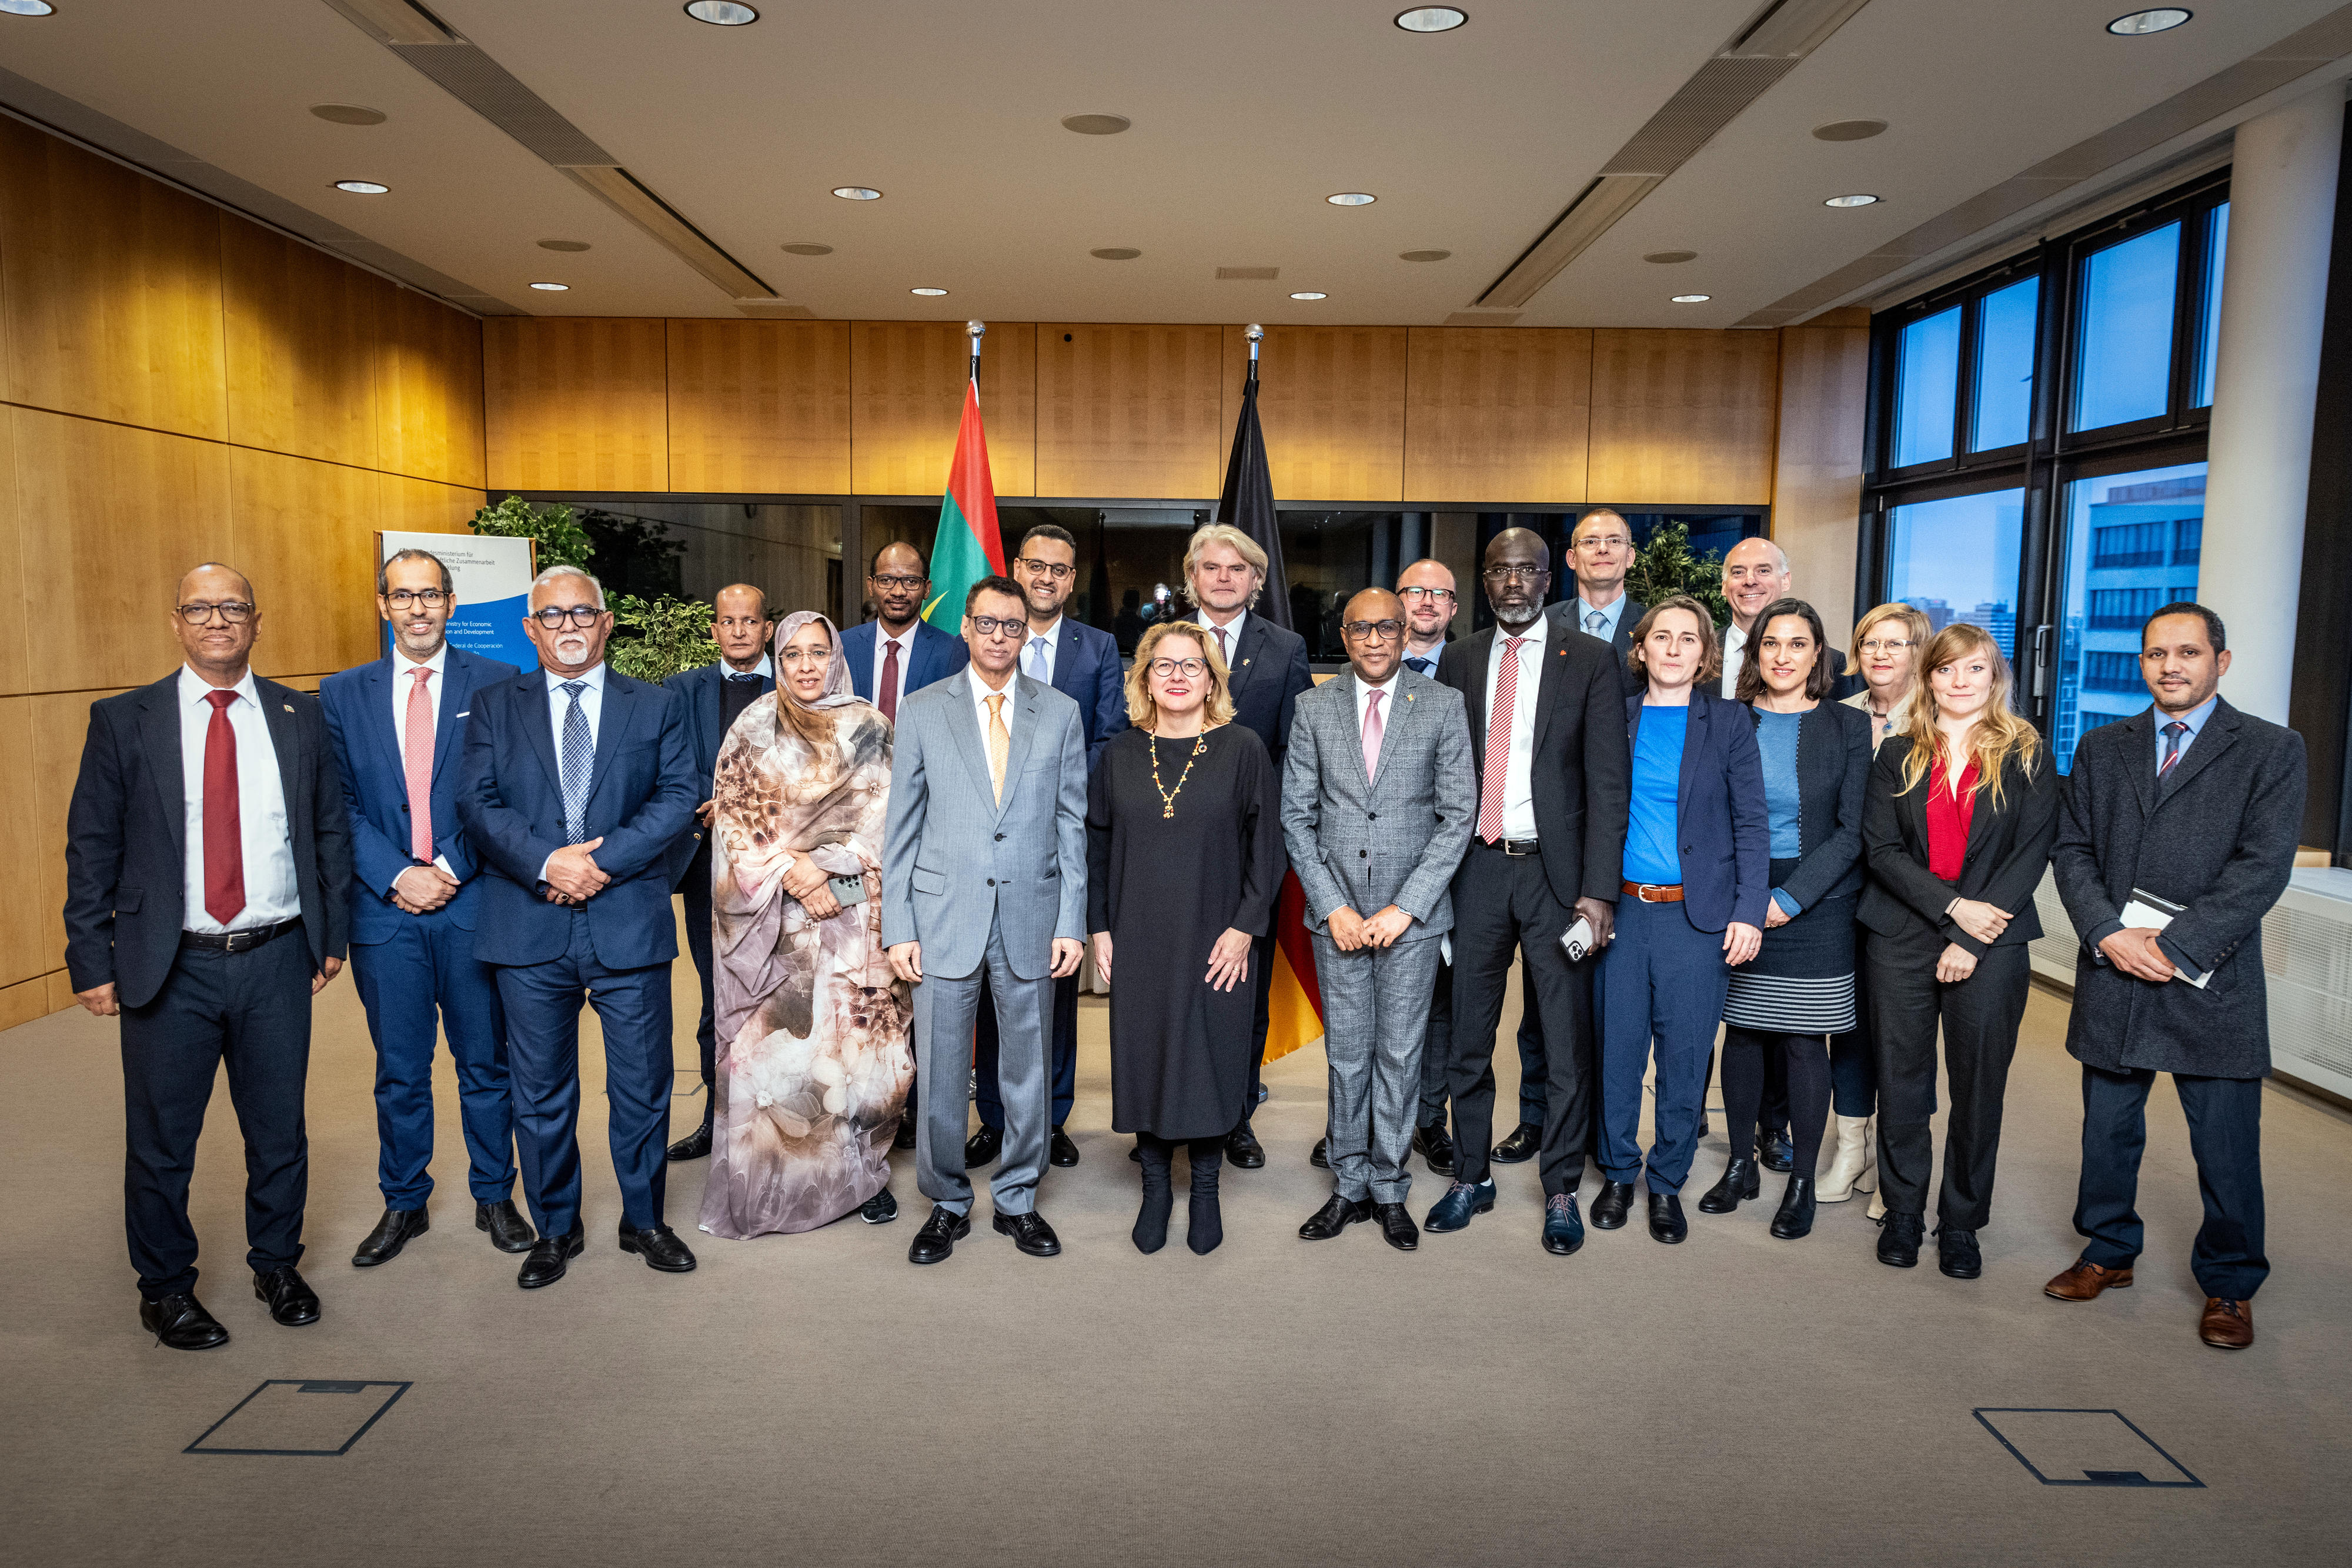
[{"x1": 282, "y1": 704, "x2": 295, "y2": 713}]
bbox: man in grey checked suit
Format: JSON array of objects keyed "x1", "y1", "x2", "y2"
[
  {"x1": 1283, "y1": 588, "x2": 1475, "y2": 1252},
  {"x1": 883, "y1": 576, "x2": 1088, "y2": 1265}
]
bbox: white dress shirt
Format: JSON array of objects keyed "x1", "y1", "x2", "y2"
[
  {"x1": 1199, "y1": 607, "x2": 1248, "y2": 670},
  {"x1": 1720, "y1": 620, "x2": 1750, "y2": 699},
  {"x1": 1485, "y1": 614, "x2": 1551, "y2": 840},
  {"x1": 1358, "y1": 669, "x2": 1400, "y2": 774},
  {"x1": 387, "y1": 643, "x2": 458, "y2": 887},
  {"x1": 1022, "y1": 616, "x2": 1063, "y2": 686},
  {"x1": 872, "y1": 625, "x2": 917, "y2": 710},
  {"x1": 177, "y1": 666, "x2": 300, "y2": 934},
  {"x1": 1574, "y1": 593, "x2": 1629, "y2": 645}
]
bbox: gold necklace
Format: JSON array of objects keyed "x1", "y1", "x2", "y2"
[{"x1": 1147, "y1": 730, "x2": 1207, "y2": 818}]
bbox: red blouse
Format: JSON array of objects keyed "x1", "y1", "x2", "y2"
[{"x1": 1925, "y1": 758, "x2": 1980, "y2": 881}]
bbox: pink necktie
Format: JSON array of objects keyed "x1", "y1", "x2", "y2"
[
  {"x1": 1362, "y1": 687, "x2": 1385, "y2": 784},
  {"x1": 405, "y1": 667, "x2": 434, "y2": 861},
  {"x1": 1478, "y1": 637, "x2": 1526, "y2": 842}
]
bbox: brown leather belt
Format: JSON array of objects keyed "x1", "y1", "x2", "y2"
[{"x1": 1621, "y1": 881, "x2": 1686, "y2": 903}]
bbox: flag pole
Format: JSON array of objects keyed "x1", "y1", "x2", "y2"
[
  {"x1": 967, "y1": 319, "x2": 985, "y2": 388},
  {"x1": 1244, "y1": 320, "x2": 1262, "y2": 390}
]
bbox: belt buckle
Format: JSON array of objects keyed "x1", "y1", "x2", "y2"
[
  {"x1": 1638, "y1": 883, "x2": 1666, "y2": 902},
  {"x1": 1503, "y1": 839, "x2": 1534, "y2": 858}
]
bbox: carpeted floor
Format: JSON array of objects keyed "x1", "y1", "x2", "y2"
[{"x1": 4, "y1": 907, "x2": 2348, "y2": 1567}]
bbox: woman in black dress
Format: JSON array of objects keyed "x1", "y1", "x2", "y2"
[{"x1": 1087, "y1": 621, "x2": 1282, "y2": 1255}]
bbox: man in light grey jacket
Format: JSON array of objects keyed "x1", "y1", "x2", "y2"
[
  {"x1": 883, "y1": 576, "x2": 1088, "y2": 1265},
  {"x1": 1283, "y1": 588, "x2": 1475, "y2": 1252}
]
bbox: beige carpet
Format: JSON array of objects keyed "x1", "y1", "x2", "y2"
[{"x1": 4, "y1": 907, "x2": 2348, "y2": 1567}]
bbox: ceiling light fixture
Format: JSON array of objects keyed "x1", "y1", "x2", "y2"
[
  {"x1": 538, "y1": 239, "x2": 590, "y2": 252},
  {"x1": 1090, "y1": 248, "x2": 1142, "y2": 260},
  {"x1": 1399, "y1": 249, "x2": 1452, "y2": 262},
  {"x1": 832, "y1": 186, "x2": 882, "y2": 200},
  {"x1": 911, "y1": 287, "x2": 948, "y2": 296},
  {"x1": 1289, "y1": 291, "x2": 1328, "y2": 300},
  {"x1": 1671, "y1": 294, "x2": 1712, "y2": 303},
  {"x1": 1061, "y1": 114, "x2": 1131, "y2": 135},
  {"x1": 684, "y1": 1, "x2": 759, "y2": 24},
  {"x1": 1812, "y1": 118, "x2": 1887, "y2": 141},
  {"x1": 1327, "y1": 192, "x2": 1377, "y2": 207},
  {"x1": 1644, "y1": 249, "x2": 1698, "y2": 263},
  {"x1": 1393, "y1": 6, "x2": 1467, "y2": 31},
  {"x1": 0, "y1": 1, "x2": 55, "y2": 15},
  {"x1": 310, "y1": 104, "x2": 388, "y2": 126},
  {"x1": 529, "y1": 282, "x2": 569, "y2": 291},
  {"x1": 332, "y1": 180, "x2": 390, "y2": 195},
  {"x1": 780, "y1": 242, "x2": 834, "y2": 256},
  {"x1": 2107, "y1": 8, "x2": 2190, "y2": 35},
  {"x1": 1823, "y1": 193, "x2": 1879, "y2": 208}
]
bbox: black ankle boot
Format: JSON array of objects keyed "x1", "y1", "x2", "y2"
[
  {"x1": 1769, "y1": 1175, "x2": 1816, "y2": 1239},
  {"x1": 1698, "y1": 1157, "x2": 1760, "y2": 1214},
  {"x1": 1133, "y1": 1140, "x2": 1174, "y2": 1255},
  {"x1": 1187, "y1": 1146, "x2": 1225, "y2": 1256}
]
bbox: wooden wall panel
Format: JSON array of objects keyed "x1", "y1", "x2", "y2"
[
  {"x1": 668, "y1": 319, "x2": 851, "y2": 493},
  {"x1": 850, "y1": 320, "x2": 1035, "y2": 497},
  {"x1": 0, "y1": 118, "x2": 229, "y2": 442},
  {"x1": 0, "y1": 411, "x2": 25, "y2": 697},
  {"x1": 223, "y1": 223, "x2": 383, "y2": 469},
  {"x1": 376, "y1": 285, "x2": 486, "y2": 488},
  {"x1": 1772, "y1": 323, "x2": 1870, "y2": 646},
  {"x1": 1224, "y1": 325, "x2": 1408, "y2": 502},
  {"x1": 0, "y1": 696, "x2": 42, "y2": 986},
  {"x1": 484, "y1": 317, "x2": 669, "y2": 492},
  {"x1": 1403, "y1": 327, "x2": 1591, "y2": 504},
  {"x1": 1035, "y1": 324, "x2": 1223, "y2": 499},
  {"x1": 230, "y1": 448, "x2": 379, "y2": 679},
  {"x1": 1586, "y1": 329, "x2": 1780, "y2": 504},
  {"x1": 379, "y1": 474, "x2": 486, "y2": 537},
  {"x1": 31, "y1": 687, "x2": 128, "y2": 995}
]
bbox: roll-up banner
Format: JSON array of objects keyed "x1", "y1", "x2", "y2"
[{"x1": 375, "y1": 531, "x2": 538, "y2": 671}]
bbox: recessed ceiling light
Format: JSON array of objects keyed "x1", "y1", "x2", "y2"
[
  {"x1": 310, "y1": 104, "x2": 387, "y2": 126},
  {"x1": 1399, "y1": 249, "x2": 1452, "y2": 262},
  {"x1": 832, "y1": 186, "x2": 882, "y2": 200},
  {"x1": 1393, "y1": 6, "x2": 1467, "y2": 31},
  {"x1": 911, "y1": 287, "x2": 949, "y2": 296},
  {"x1": 529, "y1": 282, "x2": 570, "y2": 292},
  {"x1": 1644, "y1": 250, "x2": 1699, "y2": 264},
  {"x1": 0, "y1": 1, "x2": 56, "y2": 15},
  {"x1": 537, "y1": 239, "x2": 590, "y2": 252},
  {"x1": 2107, "y1": 8, "x2": 2190, "y2": 35},
  {"x1": 1061, "y1": 113, "x2": 1131, "y2": 135},
  {"x1": 780, "y1": 242, "x2": 834, "y2": 256},
  {"x1": 1823, "y1": 193, "x2": 1879, "y2": 208},
  {"x1": 684, "y1": 1, "x2": 759, "y2": 24},
  {"x1": 1090, "y1": 248, "x2": 1142, "y2": 260},
  {"x1": 1327, "y1": 192, "x2": 1377, "y2": 207},
  {"x1": 1671, "y1": 294, "x2": 1712, "y2": 304},
  {"x1": 1289, "y1": 291, "x2": 1328, "y2": 301},
  {"x1": 1813, "y1": 119, "x2": 1887, "y2": 142},
  {"x1": 332, "y1": 180, "x2": 389, "y2": 195}
]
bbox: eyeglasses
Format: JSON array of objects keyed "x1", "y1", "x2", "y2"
[
  {"x1": 871, "y1": 573, "x2": 926, "y2": 591},
  {"x1": 1341, "y1": 619, "x2": 1405, "y2": 642},
  {"x1": 1015, "y1": 556, "x2": 1075, "y2": 581},
  {"x1": 779, "y1": 646, "x2": 832, "y2": 666},
  {"x1": 1482, "y1": 564, "x2": 1546, "y2": 583},
  {"x1": 383, "y1": 589, "x2": 448, "y2": 610},
  {"x1": 1147, "y1": 657, "x2": 1208, "y2": 679},
  {"x1": 1859, "y1": 637, "x2": 1915, "y2": 653},
  {"x1": 176, "y1": 601, "x2": 254, "y2": 625},
  {"x1": 1573, "y1": 533, "x2": 1631, "y2": 550},
  {"x1": 967, "y1": 615, "x2": 1024, "y2": 638},
  {"x1": 532, "y1": 605, "x2": 604, "y2": 629},
  {"x1": 1398, "y1": 586, "x2": 1455, "y2": 603},
  {"x1": 715, "y1": 615, "x2": 770, "y2": 631}
]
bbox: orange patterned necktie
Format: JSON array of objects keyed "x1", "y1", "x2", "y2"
[{"x1": 986, "y1": 693, "x2": 1008, "y2": 803}]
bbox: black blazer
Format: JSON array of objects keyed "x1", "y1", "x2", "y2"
[
  {"x1": 1748, "y1": 699, "x2": 1873, "y2": 909},
  {"x1": 64, "y1": 673, "x2": 353, "y2": 1009},
  {"x1": 664, "y1": 660, "x2": 774, "y2": 889},
  {"x1": 1218, "y1": 612, "x2": 1313, "y2": 774},
  {"x1": 1438, "y1": 604, "x2": 1631, "y2": 907},
  {"x1": 2051, "y1": 699, "x2": 2306, "y2": 1079},
  {"x1": 1859, "y1": 740, "x2": 2060, "y2": 957}
]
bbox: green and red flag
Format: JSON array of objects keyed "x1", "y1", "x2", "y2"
[{"x1": 922, "y1": 379, "x2": 1006, "y2": 630}]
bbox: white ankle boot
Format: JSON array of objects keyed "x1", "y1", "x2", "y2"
[{"x1": 1817, "y1": 1114, "x2": 1875, "y2": 1202}]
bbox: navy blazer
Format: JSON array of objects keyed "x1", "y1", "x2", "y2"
[
  {"x1": 1040, "y1": 617, "x2": 1128, "y2": 769},
  {"x1": 1624, "y1": 686, "x2": 1770, "y2": 932},
  {"x1": 1746, "y1": 698, "x2": 1873, "y2": 911},
  {"x1": 320, "y1": 647, "x2": 517, "y2": 944},
  {"x1": 663, "y1": 660, "x2": 775, "y2": 888},
  {"x1": 1217, "y1": 612, "x2": 1314, "y2": 774},
  {"x1": 841, "y1": 618, "x2": 968, "y2": 707},
  {"x1": 455, "y1": 664, "x2": 701, "y2": 970}
]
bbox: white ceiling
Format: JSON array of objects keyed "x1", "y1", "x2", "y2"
[{"x1": 1, "y1": 0, "x2": 2347, "y2": 325}]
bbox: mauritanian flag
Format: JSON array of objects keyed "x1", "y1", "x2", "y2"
[{"x1": 922, "y1": 380, "x2": 1006, "y2": 630}]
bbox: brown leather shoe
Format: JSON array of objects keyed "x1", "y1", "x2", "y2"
[
  {"x1": 2199, "y1": 1297, "x2": 2254, "y2": 1349},
  {"x1": 2043, "y1": 1259, "x2": 2134, "y2": 1301}
]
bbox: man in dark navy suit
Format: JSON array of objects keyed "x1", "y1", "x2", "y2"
[
  {"x1": 320, "y1": 548, "x2": 530, "y2": 1269},
  {"x1": 457, "y1": 566, "x2": 700, "y2": 1290},
  {"x1": 662, "y1": 583, "x2": 774, "y2": 1162},
  {"x1": 967, "y1": 524, "x2": 1127, "y2": 1173}
]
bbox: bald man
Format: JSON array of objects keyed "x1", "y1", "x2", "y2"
[{"x1": 1719, "y1": 537, "x2": 1848, "y2": 701}]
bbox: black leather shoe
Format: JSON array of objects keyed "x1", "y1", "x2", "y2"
[
  {"x1": 1697, "y1": 1112, "x2": 1712, "y2": 1139},
  {"x1": 992, "y1": 1209, "x2": 1063, "y2": 1257},
  {"x1": 253, "y1": 1266, "x2": 320, "y2": 1326},
  {"x1": 963, "y1": 1124, "x2": 1003, "y2": 1169},
  {"x1": 1770, "y1": 1176, "x2": 1816, "y2": 1240},
  {"x1": 352, "y1": 1205, "x2": 429, "y2": 1266},
  {"x1": 619, "y1": 1223, "x2": 697, "y2": 1273},
  {"x1": 665, "y1": 1101, "x2": 714, "y2": 1162},
  {"x1": 1226, "y1": 1124, "x2": 1266, "y2": 1169},
  {"x1": 859, "y1": 1188, "x2": 898, "y2": 1224},
  {"x1": 1698, "y1": 1158, "x2": 1760, "y2": 1215},
  {"x1": 476, "y1": 1199, "x2": 534, "y2": 1254},
  {"x1": 517, "y1": 1225, "x2": 584, "y2": 1289},
  {"x1": 1298, "y1": 1193, "x2": 1372, "y2": 1240},
  {"x1": 1542, "y1": 1193, "x2": 1585, "y2": 1255},
  {"x1": 1309, "y1": 1136, "x2": 1329, "y2": 1169},
  {"x1": 1375, "y1": 1202, "x2": 1419, "y2": 1252},
  {"x1": 908, "y1": 1205, "x2": 970, "y2": 1265},
  {"x1": 1049, "y1": 1125, "x2": 1080, "y2": 1168},
  {"x1": 893, "y1": 1111, "x2": 917, "y2": 1151},
  {"x1": 1591, "y1": 1180, "x2": 1635, "y2": 1230},
  {"x1": 1646, "y1": 1192, "x2": 1688, "y2": 1245},
  {"x1": 1415, "y1": 1120, "x2": 1456, "y2": 1176},
  {"x1": 1936, "y1": 1225, "x2": 1983, "y2": 1279},
  {"x1": 1877, "y1": 1212, "x2": 1925, "y2": 1269},
  {"x1": 1757, "y1": 1127, "x2": 1795, "y2": 1173},
  {"x1": 141, "y1": 1292, "x2": 229, "y2": 1351},
  {"x1": 1490, "y1": 1122, "x2": 1541, "y2": 1164}
]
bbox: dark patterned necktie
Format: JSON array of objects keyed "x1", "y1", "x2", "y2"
[
  {"x1": 2158, "y1": 720, "x2": 2189, "y2": 780},
  {"x1": 560, "y1": 680, "x2": 592, "y2": 841}
]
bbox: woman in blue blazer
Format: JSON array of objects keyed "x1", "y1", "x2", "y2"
[{"x1": 1593, "y1": 596, "x2": 1770, "y2": 1245}]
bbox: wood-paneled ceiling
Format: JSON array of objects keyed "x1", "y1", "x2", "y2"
[{"x1": 2, "y1": 0, "x2": 2348, "y2": 326}]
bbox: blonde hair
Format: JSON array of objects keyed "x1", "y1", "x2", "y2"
[
  {"x1": 1125, "y1": 621, "x2": 1238, "y2": 731},
  {"x1": 1628, "y1": 594, "x2": 1723, "y2": 687},
  {"x1": 1896, "y1": 623, "x2": 2042, "y2": 809},
  {"x1": 1181, "y1": 524, "x2": 1268, "y2": 608},
  {"x1": 1849, "y1": 601, "x2": 1932, "y2": 680}
]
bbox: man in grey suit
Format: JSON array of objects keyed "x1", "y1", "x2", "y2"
[
  {"x1": 1284, "y1": 589, "x2": 1475, "y2": 1252},
  {"x1": 883, "y1": 575, "x2": 1088, "y2": 1265}
]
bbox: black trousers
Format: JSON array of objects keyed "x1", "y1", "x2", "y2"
[
  {"x1": 681, "y1": 850, "x2": 718, "y2": 1091},
  {"x1": 2075, "y1": 1064, "x2": 2268, "y2": 1300},
  {"x1": 1416, "y1": 958, "x2": 1453, "y2": 1127},
  {"x1": 1240, "y1": 927, "x2": 1277, "y2": 1130},
  {"x1": 1866, "y1": 927, "x2": 2029, "y2": 1230},
  {"x1": 1447, "y1": 841, "x2": 1592, "y2": 1197},
  {"x1": 121, "y1": 932, "x2": 313, "y2": 1299}
]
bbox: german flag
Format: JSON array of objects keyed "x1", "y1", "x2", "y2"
[{"x1": 1262, "y1": 871, "x2": 1324, "y2": 1064}]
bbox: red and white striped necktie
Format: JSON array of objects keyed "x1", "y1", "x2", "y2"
[{"x1": 1478, "y1": 637, "x2": 1527, "y2": 842}]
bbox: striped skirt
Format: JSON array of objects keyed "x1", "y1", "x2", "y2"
[{"x1": 1722, "y1": 859, "x2": 1857, "y2": 1035}]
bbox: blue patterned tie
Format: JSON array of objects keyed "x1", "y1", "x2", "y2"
[{"x1": 559, "y1": 680, "x2": 592, "y2": 841}]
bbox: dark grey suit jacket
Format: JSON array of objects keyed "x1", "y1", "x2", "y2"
[{"x1": 2051, "y1": 698, "x2": 2306, "y2": 1079}]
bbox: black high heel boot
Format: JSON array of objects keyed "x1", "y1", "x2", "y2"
[
  {"x1": 1698, "y1": 1157, "x2": 1760, "y2": 1214},
  {"x1": 1770, "y1": 1175, "x2": 1816, "y2": 1239},
  {"x1": 1187, "y1": 1139, "x2": 1225, "y2": 1255},
  {"x1": 1133, "y1": 1136, "x2": 1174, "y2": 1255}
]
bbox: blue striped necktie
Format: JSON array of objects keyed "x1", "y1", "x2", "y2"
[{"x1": 560, "y1": 680, "x2": 592, "y2": 841}]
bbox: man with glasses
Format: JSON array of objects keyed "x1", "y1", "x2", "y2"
[
  {"x1": 843, "y1": 541, "x2": 970, "y2": 721},
  {"x1": 663, "y1": 584, "x2": 775, "y2": 1163},
  {"x1": 1568, "y1": 509, "x2": 1647, "y2": 696},
  {"x1": 1397, "y1": 559, "x2": 1457, "y2": 678},
  {"x1": 1394, "y1": 560, "x2": 1464, "y2": 1176},
  {"x1": 884, "y1": 577, "x2": 1090, "y2": 1265},
  {"x1": 1284, "y1": 589, "x2": 1474, "y2": 1253},
  {"x1": 968, "y1": 526, "x2": 1124, "y2": 1174},
  {"x1": 66, "y1": 563, "x2": 352, "y2": 1350},
  {"x1": 319, "y1": 549, "x2": 530, "y2": 1269},
  {"x1": 456, "y1": 566, "x2": 701, "y2": 1291}
]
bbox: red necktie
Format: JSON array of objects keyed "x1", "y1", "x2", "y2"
[
  {"x1": 405, "y1": 667, "x2": 435, "y2": 861},
  {"x1": 879, "y1": 637, "x2": 901, "y2": 723},
  {"x1": 1478, "y1": 637, "x2": 1527, "y2": 843},
  {"x1": 203, "y1": 690, "x2": 246, "y2": 925}
]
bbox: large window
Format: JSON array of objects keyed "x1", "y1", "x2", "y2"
[
  {"x1": 1885, "y1": 489, "x2": 2024, "y2": 660},
  {"x1": 2072, "y1": 224, "x2": 2180, "y2": 432},
  {"x1": 2053, "y1": 460, "x2": 2206, "y2": 770}
]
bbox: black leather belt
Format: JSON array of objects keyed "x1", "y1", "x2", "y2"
[
  {"x1": 1481, "y1": 837, "x2": 1541, "y2": 858},
  {"x1": 180, "y1": 918, "x2": 302, "y2": 954}
]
